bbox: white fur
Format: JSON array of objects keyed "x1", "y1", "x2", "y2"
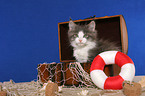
[
  {"x1": 71, "y1": 31, "x2": 96, "y2": 63},
  {"x1": 73, "y1": 41, "x2": 96, "y2": 63},
  {"x1": 78, "y1": 31, "x2": 84, "y2": 38},
  {"x1": 75, "y1": 31, "x2": 87, "y2": 45},
  {"x1": 71, "y1": 31, "x2": 87, "y2": 47}
]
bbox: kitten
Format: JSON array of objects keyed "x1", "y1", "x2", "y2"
[{"x1": 68, "y1": 20, "x2": 121, "y2": 63}]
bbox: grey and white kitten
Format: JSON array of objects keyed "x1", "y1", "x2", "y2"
[{"x1": 68, "y1": 20, "x2": 121, "y2": 63}]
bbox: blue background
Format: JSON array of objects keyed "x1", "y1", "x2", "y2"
[{"x1": 0, "y1": 0, "x2": 145, "y2": 82}]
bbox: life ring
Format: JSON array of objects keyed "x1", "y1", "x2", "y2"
[{"x1": 90, "y1": 51, "x2": 135, "y2": 90}]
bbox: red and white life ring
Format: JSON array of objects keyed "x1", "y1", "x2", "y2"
[{"x1": 90, "y1": 51, "x2": 135, "y2": 90}]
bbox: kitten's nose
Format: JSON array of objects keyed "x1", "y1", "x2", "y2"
[{"x1": 79, "y1": 40, "x2": 82, "y2": 42}]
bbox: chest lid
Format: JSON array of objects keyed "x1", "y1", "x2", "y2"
[{"x1": 58, "y1": 15, "x2": 128, "y2": 62}]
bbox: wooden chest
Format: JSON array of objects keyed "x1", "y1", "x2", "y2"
[
  {"x1": 58, "y1": 15, "x2": 128, "y2": 75},
  {"x1": 38, "y1": 15, "x2": 128, "y2": 86}
]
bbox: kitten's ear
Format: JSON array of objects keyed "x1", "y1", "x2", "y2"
[
  {"x1": 88, "y1": 21, "x2": 96, "y2": 31},
  {"x1": 69, "y1": 20, "x2": 76, "y2": 31}
]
